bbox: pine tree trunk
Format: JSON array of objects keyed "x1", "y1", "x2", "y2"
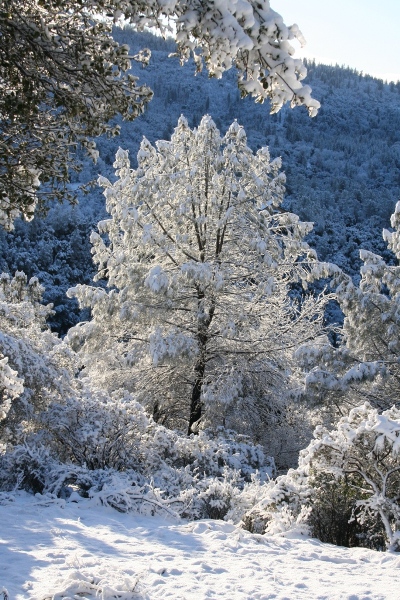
[
  {"x1": 188, "y1": 360, "x2": 205, "y2": 435},
  {"x1": 187, "y1": 282, "x2": 216, "y2": 434}
]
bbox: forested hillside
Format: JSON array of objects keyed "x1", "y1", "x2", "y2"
[{"x1": 0, "y1": 28, "x2": 399, "y2": 332}]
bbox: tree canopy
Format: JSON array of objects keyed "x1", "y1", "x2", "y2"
[
  {"x1": 0, "y1": 0, "x2": 153, "y2": 228},
  {"x1": 68, "y1": 115, "x2": 326, "y2": 439},
  {"x1": 296, "y1": 201, "x2": 400, "y2": 416},
  {"x1": 0, "y1": 0, "x2": 319, "y2": 228}
]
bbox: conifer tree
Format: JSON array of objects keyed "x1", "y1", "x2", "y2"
[
  {"x1": 69, "y1": 116, "x2": 325, "y2": 438},
  {"x1": 298, "y1": 202, "x2": 400, "y2": 413}
]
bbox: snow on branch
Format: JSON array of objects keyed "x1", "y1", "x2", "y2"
[{"x1": 110, "y1": 0, "x2": 320, "y2": 115}]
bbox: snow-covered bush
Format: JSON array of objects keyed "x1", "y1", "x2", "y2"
[
  {"x1": 0, "y1": 383, "x2": 274, "y2": 521},
  {"x1": 0, "y1": 271, "x2": 78, "y2": 444},
  {"x1": 243, "y1": 403, "x2": 400, "y2": 551},
  {"x1": 306, "y1": 471, "x2": 386, "y2": 549},
  {"x1": 0, "y1": 354, "x2": 23, "y2": 424},
  {"x1": 0, "y1": 441, "x2": 269, "y2": 521},
  {"x1": 42, "y1": 389, "x2": 150, "y2": 471},
  {"x1": 239, "y1": 464, "x2": 311, "y2": 535},
  {"x1": 41, "y1": 384, "x2": 271, "y2": 477},
  {"x1": 0, "y1": 443, "x2": 60, "y2": 494},
  {"x1": 0, "y1": 275, "x2": 274, "y2": 519},
  {"x1": 302, "y1": 403, "x2": 400, "y2": 551}
]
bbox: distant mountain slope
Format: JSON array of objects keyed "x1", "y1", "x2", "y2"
[{"x1": 1, "y1": 28, "x2": 399, "y2": 332}]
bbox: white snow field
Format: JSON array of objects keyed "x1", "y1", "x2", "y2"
[{"x1": 0, "y1": 492, "x2": 399, "y2": 600}]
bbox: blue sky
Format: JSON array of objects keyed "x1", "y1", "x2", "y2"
[{"x1": 278, "y1": 0, "x2": 400, "y2": 81}]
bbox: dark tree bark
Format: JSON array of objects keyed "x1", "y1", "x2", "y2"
[
  {"x1": 187, "y1": 285, "x2": 216, "y2": 434},
  {"x1": 188, "y1": 360, "x2": 206, "y2": 434}
]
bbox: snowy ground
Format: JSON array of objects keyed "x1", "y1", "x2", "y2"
[{"x1": 1, "y1": 493, "x2": 399, "y2": 600}]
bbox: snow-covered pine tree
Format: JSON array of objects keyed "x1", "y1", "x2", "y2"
[
  {"x1": 297, "y1": 201, "x2": 400, "y2": 414},
  {"x1": 241, "y1": 402, "x2": 400, "y2": 550},
  {"x1": 68, "y1": 116, "x2": 326, "y2": 448}
]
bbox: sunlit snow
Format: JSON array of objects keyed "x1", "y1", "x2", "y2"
[{"x1": 1, "y1": 493, "x2": 399, "y2": 599}]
